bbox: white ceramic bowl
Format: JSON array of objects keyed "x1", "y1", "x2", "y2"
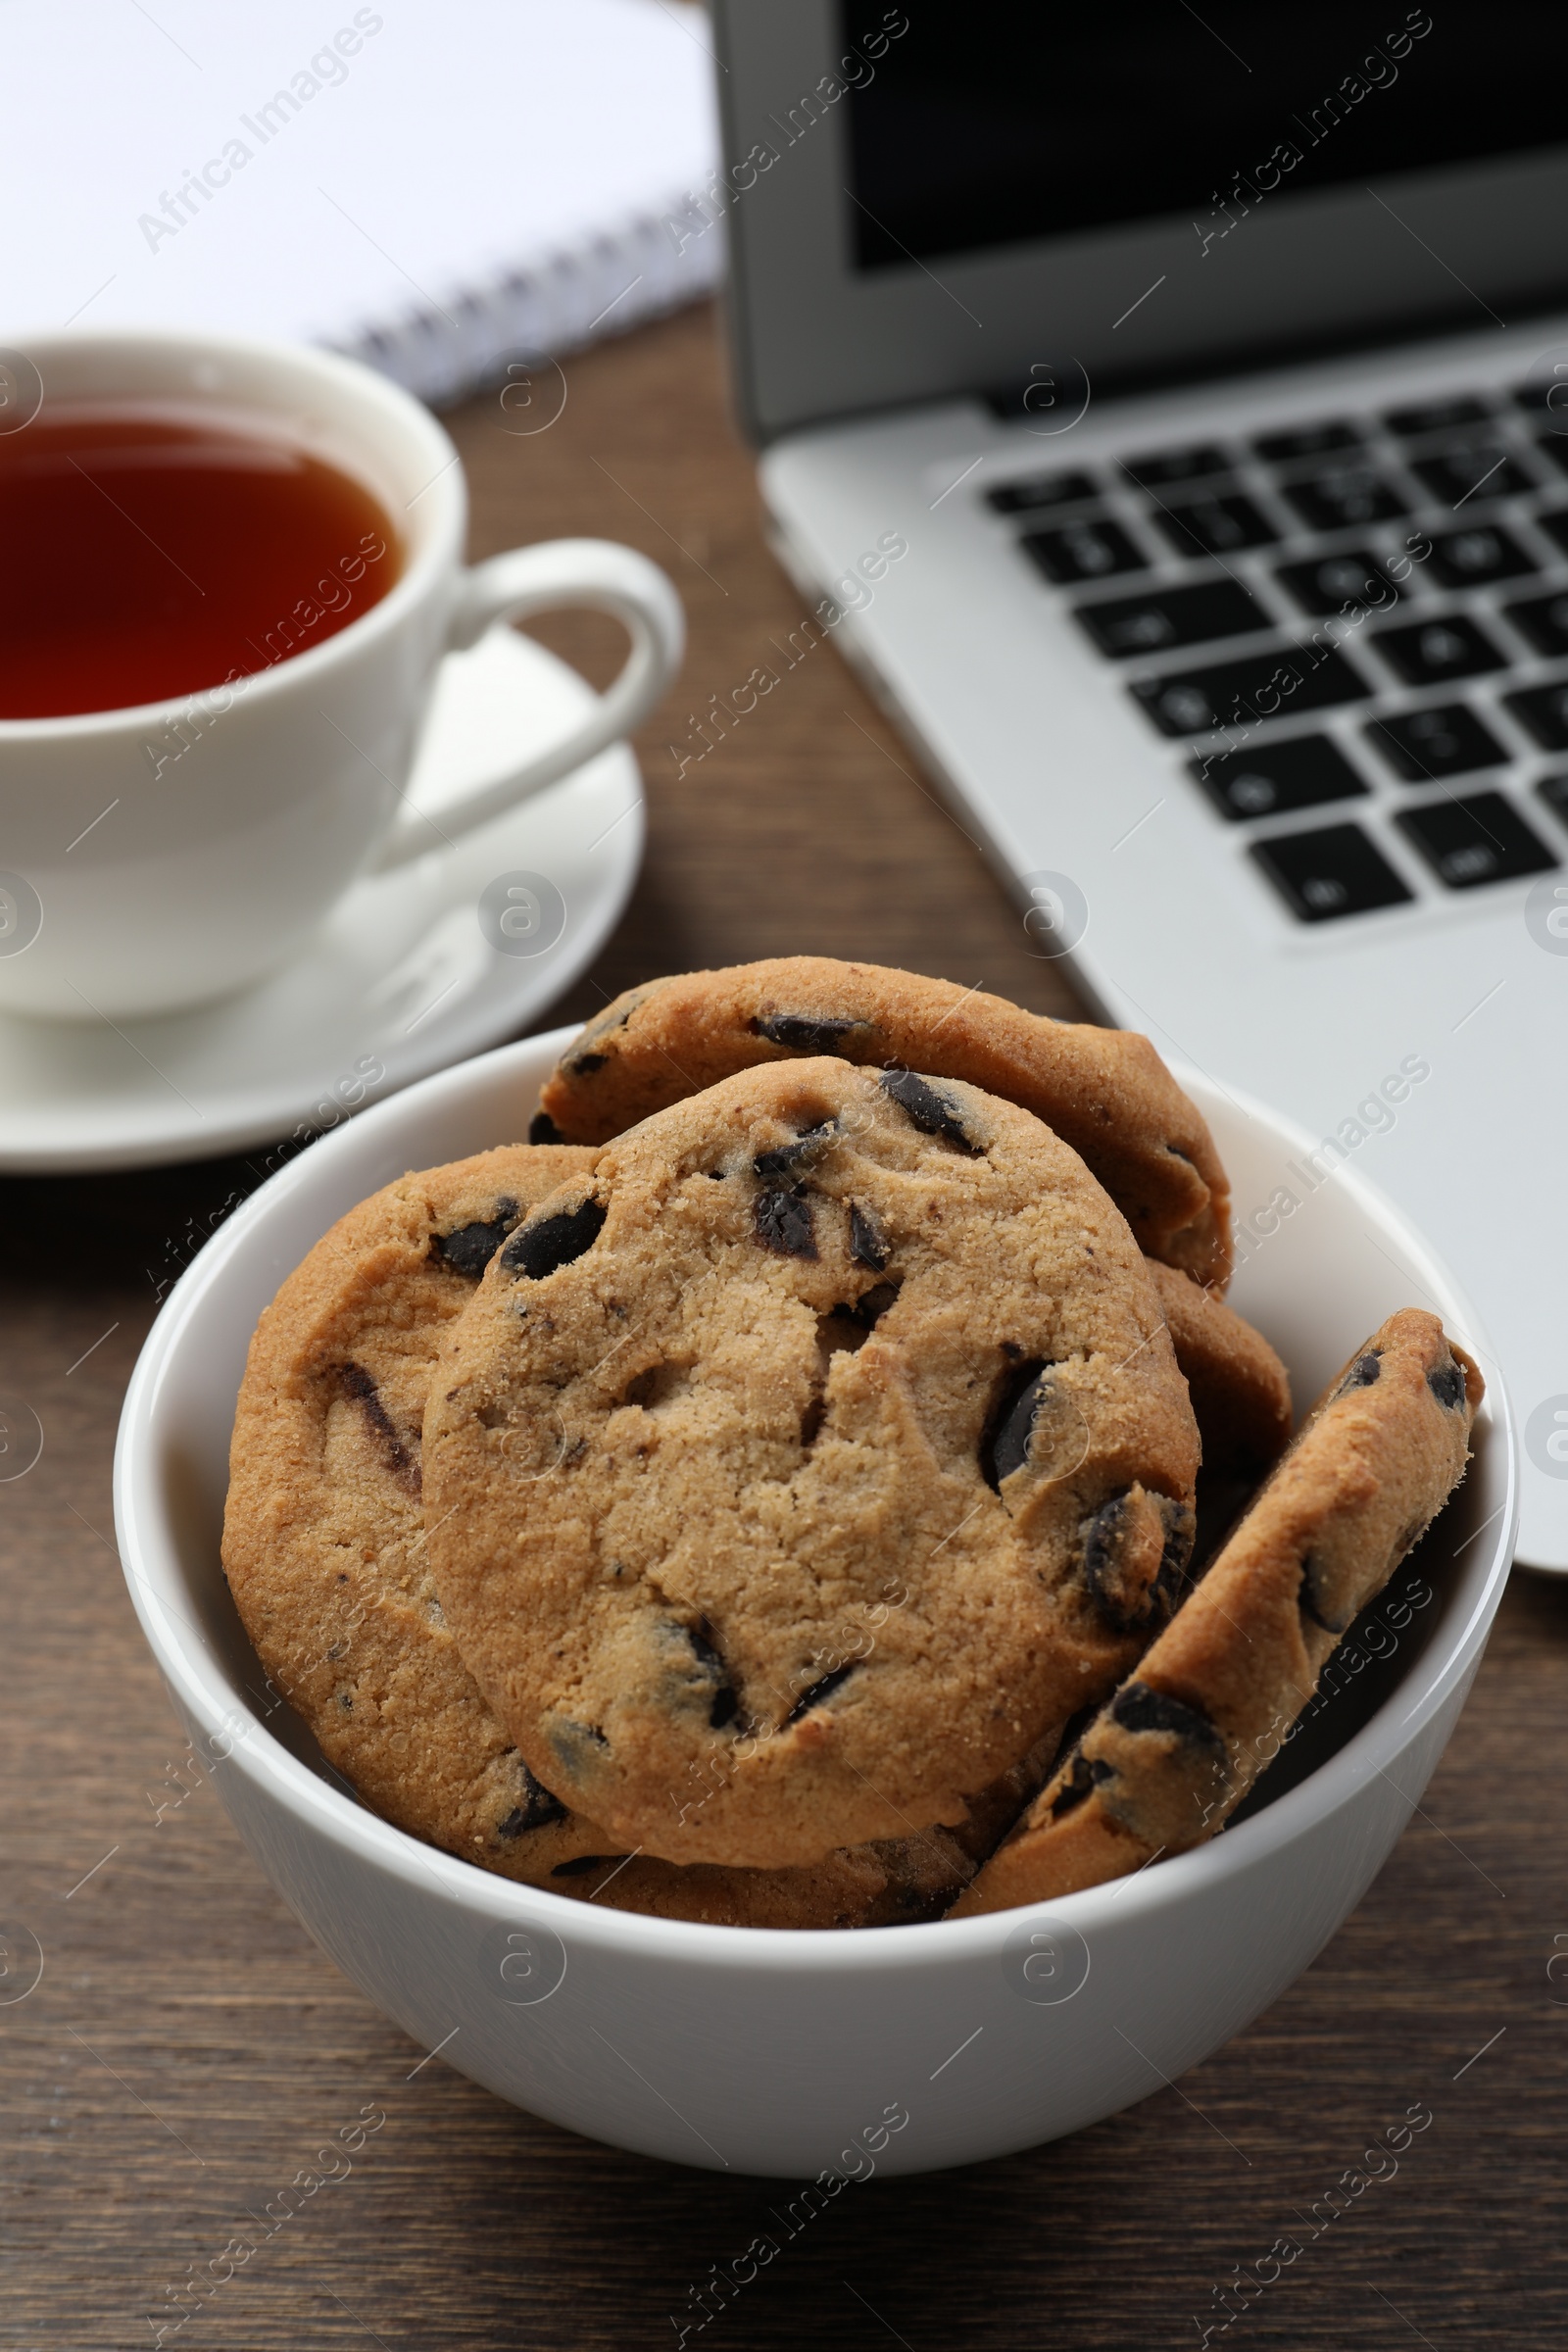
[{"x1": 115, "y1": 1027, "x2": 1516, "y2": 2179}]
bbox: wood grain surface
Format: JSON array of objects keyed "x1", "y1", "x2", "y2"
[{"x1": 3, "y1": 303, "x2": 1565, "y2": 2351}]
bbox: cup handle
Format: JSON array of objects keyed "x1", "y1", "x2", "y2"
[{"x1": 372, "y1": 537, "x2": 684, "y2": 873}]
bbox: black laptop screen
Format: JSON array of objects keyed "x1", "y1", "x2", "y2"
[{"x1": 842, "y1": 4, "x2": 1568, "y2": 272}]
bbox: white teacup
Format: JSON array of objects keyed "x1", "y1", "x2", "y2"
[{"x1": 0, "y1": 330, "x2": 684, "y2": 1021}]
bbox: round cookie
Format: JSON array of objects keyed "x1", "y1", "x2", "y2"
[
  {"x1": 425, "y1": 1057, "x2": 1201, "y2": 1870},
  {"x1": 1148, "y1": 1261, "x2": 1293, "y2": 1475},
  {"x1": 221, "y1": 1146, "x2": 1004, "y2": 1929},
  {"x1": 529, "y1": 959, "x2": 1233, "y2": 1289},
  {"x1": 951, "y1": 1308, "x2": 1481, "y2": 1914}
]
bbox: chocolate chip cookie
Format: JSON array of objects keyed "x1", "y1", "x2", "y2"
[
  {"x1": 221, "y1": 1146, "x2": 1011, "y2": 1928},
  {"x1": 529, "y1": 958, "x2": 1233, "y2": 1289},
  {"x1": 425, "y1": 1057, "x2": 1200, "y2": 1870},
  {"x1": 952, "y1": 1309, "x2": 1481, "y2": 1913}
]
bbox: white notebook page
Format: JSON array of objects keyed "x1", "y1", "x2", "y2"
[{"x1": 0, "y1": 0, "x2": 721, "y2": 400}]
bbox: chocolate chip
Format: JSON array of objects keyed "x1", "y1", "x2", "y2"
[
  {"x1": 496, "y1": 1759, "x2": 568, "y2": 1837},
  {"x1": 1049, "y1": 1753, "x2": 1094, "y2": 1818},
  {"x1": 686, "y1": 1618, "x2": 741, "y2": 1730},
  {"x1": 334, "y1": 1361, "x2": 420, "y2": 1494},
  {"x1": 751, "y1": 1012, "x2": 871, "y2": 1054},
  {"x1": 784, "y1": 1663, "x2": 857, "y2": 1725},
  {"x1": 528, "y1": 1110, "x2": 564, "y2": 1145},
  {"x1": 1428, "y1": 1357, "x2": 1465, "y2": 1410},
  {"x1": 432, "y1": 1197, "x2": 519, "y2": 1279},
  {"x1": 754, "y1": 1121, "x2": 836, "y2": 1180},
  {"x1": 551, "y1": 1853, "x2": 629, "y2": 1877},
  {"x1": 849, "y1": 1201, "x2": 889, "y2": 1271},
  {"x1": 880, "y1": 1067, "x2": 980, "y2": 1153},
  {"x1": 568, "y1": 1051, "x2": 608, "y2": 1076},
  {"x1": 501, "y1": 1196, "x2": 606, "y2": 1279},
  {"x1": 981, "y1": 1357, "x2": 1052, "y2": 1491},
  {"x1": 755, "y1": 1186, "x2": 817, "y2": 1258},
  {"x1": 1048, "y1": 1750, "x2": 1115, "y2": 1819},
  {"x1": 1110, "y1": 1680, "x2": 1224, "y2": 1756},
  {"x1": 1339, "y1": 1349, "x2": 1383, "y2": 1395},
  {"x1": 1081, "y1": 1489, "x2": 1195, "y2": 1631},
  {"x1": 1298, "y1": 1551, "x2": 1346, "y2": 1634}
]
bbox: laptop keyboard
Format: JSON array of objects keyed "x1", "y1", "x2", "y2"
[{"x1": 984, "y1": 378, "x2": 1568, "y2": 921}]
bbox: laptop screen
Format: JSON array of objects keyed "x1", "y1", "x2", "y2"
[
  {"x1": 845, "y1": 4, "x2": 1568, "y2": 274},
  {"x1": 716, "y1": 0, "x2": 1568, "y2": 439}
]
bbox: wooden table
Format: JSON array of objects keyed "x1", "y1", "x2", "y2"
[{"x1": 5, "y1": 303, "x2": 1564, "y2": 2351}]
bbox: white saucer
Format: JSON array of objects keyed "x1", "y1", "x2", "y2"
[{"x1": 0, "y1": 631, "x2": 643, "y2": 1171}]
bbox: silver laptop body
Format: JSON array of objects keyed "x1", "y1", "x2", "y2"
[{"x1": 712, "y1": 0, "x2": 1568, "y2": 1569}]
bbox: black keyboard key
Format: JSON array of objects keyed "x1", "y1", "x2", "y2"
[
  {"x1": 1396, "y1": 792, "x2": 1557, "y2": 889},
  {"x1": 1191, "y1": 736, "x2": 1368, "y2": 821},
  {"x1": 1130, "y1": 645, "x2": 1368, "y2": 738},
  {"x1": 1424, "y1": 522, "x2": 1535, "y2": 589},
  {"x1": 1074, "y1": 579, "x2": 1267, "y2": 658},
  {"x1": 1369, "y1": 613, "x2": 1507, "y2": 685},
  {"x1": 1121, "y1": 445, "x2": 1230, "y2": 489},
  {"x1": 1504, "y1": 590, "x2": 1568, "y2": 659},
  {"x1": 1253, "y1": 419, "x2": 1360, "y2": 463},
  {"x1": 1537, "y1": 773, "x2": 1568, "y2": 830},
  {"x1": 1366, "y1": 703, "x2": 1505, "y2": 781},
  {"x1": 1021, "y1": 516, "x2": 1147, "y2": 584},
  {"x1": 1537, "y1": 510, "x2": 1568, "y2": 560},
  {"x1": 1152, "y1": 492, "x2": 1277, "y2": 559},
  {"x1": 1384, "y1": 396, "x2": 1492, "y2": 437},
  {"x1": 1409, "y1": 443, "x2": 1535, "y2": 506},
  {"x1": 1282, "y1": 465, "x2": 1406, "y2": 531},
  {"x1": 987, "y1": 471, "x2": 1098, "y2": 514},
  {"x1": 1512, "y1": 378, "x2": 1568, "y2": 417},
  {"x1": 1276, "y1": 549, "x2": 1398, "y2": 616},
  {"x1": 1250, "y1": 824, "x2": 1414, "y2": 921},
  {"x1": 1503, "y1": 680, "x2": 1568, "y2": 751}
]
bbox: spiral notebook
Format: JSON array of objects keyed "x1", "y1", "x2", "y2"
[{"x1": 0, "y1": 0, "x2": 721, "y2": 404}]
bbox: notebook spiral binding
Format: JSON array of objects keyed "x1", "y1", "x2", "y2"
[{"x1": 322, "y1": 194, "x2": 725, "y2": 408}]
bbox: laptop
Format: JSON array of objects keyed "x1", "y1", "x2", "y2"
[{"x1": 710, "y1": 2, "x2": 1568, "y2": 1571}]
